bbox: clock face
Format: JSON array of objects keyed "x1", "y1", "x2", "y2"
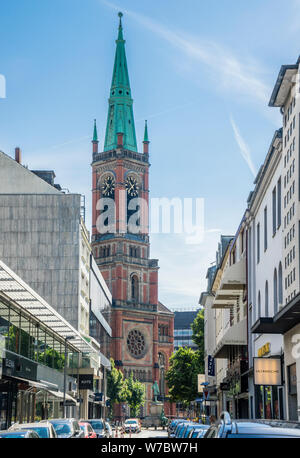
[
  {"x1": 102, "y1": 175, "x2": 115, "y2": 197},
  {"x1": 125, "y1": 176, "x2": 139, "y2": 197}
]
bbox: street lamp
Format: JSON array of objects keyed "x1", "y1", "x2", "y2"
[
  {"x1": 63, "y1": 336, "x2": 75, "y2": 419},
  {"x1": 201, "y1": 382, "x2": 209, "y2": 421}
]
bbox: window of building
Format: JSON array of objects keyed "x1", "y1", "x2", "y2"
[
  {"x1": 272, "y1": 187, "x2": 276, "y2": 236},
  {"x1": 257, "y1": 223, "x2": 260, "y2": 263},
  {"x1": 265, "y1": 281, "x2": 269, "y2": 317},
  {"x1": 274, "y1": 269, "x2": 278, "y2": 314},
  {"x1": 258, "y1": 291, "x2": 261, "y2": 318},
  {"x1": 264, "y1": 207, "x2": 268, "y2": 251},
  {"x1": 277, "y1": 178, "x2": 281, "y2": 228},
  {"x1": 131, "y1": 275, "x2": 139, "y2": 302}
]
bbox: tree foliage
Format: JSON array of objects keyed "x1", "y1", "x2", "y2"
[
  {"x1": 125, "y1": 372, "x2": 145, "y2": 417},
  {"x1": 166, "y1": 346, "x2": 203, "y2": 404},
  {"x1": 107, "y1": 359, "x2": 127, "y2": 415},
  {"x1": 191, "y1": 308, "x2": 205, "y2": 374}
]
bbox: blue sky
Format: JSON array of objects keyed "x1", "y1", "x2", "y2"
[{"x1": 0, "y1": 0, "x2": 299, "y2": 309}]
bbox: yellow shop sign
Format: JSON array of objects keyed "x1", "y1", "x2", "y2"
[{"x1": 258, "y1": 342, "x2": 270, "y2": 357}]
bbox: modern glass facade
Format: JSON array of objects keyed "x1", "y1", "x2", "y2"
[
  {"x1": 0, "y1": 295, "x2": 81, "y2": 429},
  {"x1": 0, "y1": 297, "x2": 79, "y2": 373}
]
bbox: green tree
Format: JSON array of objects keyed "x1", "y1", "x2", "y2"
[
  {"x1": 107, "y1": 359, "x2": 127, "y2": 417},
  {"x1": 166, "y1": 346, "x2": 202, "y2": 404},
  {"x1": 191, "y1": 308, "x2": 205, "y2": 374},
  {"x1": 125, "y1": 372, "x2": 145, "y2": 417}
]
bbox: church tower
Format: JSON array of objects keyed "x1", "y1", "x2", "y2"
[{"x1": 91, "y1": 13, "x2": 174, "y2": 418}]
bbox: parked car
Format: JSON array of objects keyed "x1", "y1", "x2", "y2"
[
  {"x1": 171, "y1": 420, "x2": 192, "y2": 438},
  {"x1": 176, "y1": 422, "x2": 195, "y2": 438},
  {"x1": 204, "y1": 411, "x2": 300, "y2": 438},
  {"x1": 189, "y1": 425, "x2": 210, "y2": 438},
  {"x1": 79, "y1": 422, "x2": 97, "y2": 438},
  {"x1": 84, "y1": 419, "x2": 107, "y2": 438},
  {"x1": 168, "y1": 419, "x2": 187, "y2": 437},
  {"x1": 183, "y1": 423, "x2": 210, "y2": 438},
  {"x1": 124, "y1": 418, "x2": 141, "y2": 433},
  {"x1": 9, "y1": 421, "x2": 57, "y2": 438},
  {"x1": 48, "y1": 419, "x2": 84, "y2": 438},
  {"x1": 105, "y1": 421, "x2": 113, "y2": 438},
  {"x1": 0, "y1": 429, "x2": 40, "y2": 438}
]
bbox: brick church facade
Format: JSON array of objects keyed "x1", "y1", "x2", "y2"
[{"x1": 91, "y1": 13, "x2": 175, "y2": 417}]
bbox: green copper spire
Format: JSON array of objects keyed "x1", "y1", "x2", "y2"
[
  {"x1": 143, "y1": 120, "x2": 149, "y2": 142},
  {"x1": 104, "y1": 12, "x2": 137, "y2": 152},
  {"x1": 93, "y1": 119, "x2": 98, "y2": 142}
]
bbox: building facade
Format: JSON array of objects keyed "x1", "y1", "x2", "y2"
[
  {"x1": 0, "y1": 148, "x2": 112, "y2": 419},
  {"x1": 201, "y1": 232, "x2": 248, "y2": 419},
  {"x1": 246, "y1": 129, "x2": 286, "y2": 420},
  {"x1": 251, "y1": 57, "x2": 300, "y2": 421},
  {"x1": 91, "y1": 14, "x2": 174, "y2": 417},
  {"x1": 0, "y1": 259, "x2": 97, "y2": 429},
  {"x1": 173, "y1": 310, "x2": 199, "y2": 351}
]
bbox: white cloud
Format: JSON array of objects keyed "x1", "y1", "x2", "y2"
[{"x1": 230, "y1": 116, "x2": 257, "y2": 177}]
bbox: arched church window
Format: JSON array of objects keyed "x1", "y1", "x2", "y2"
[{"x1": 131, "y1": 275, "x2": 139, "y2": 302}]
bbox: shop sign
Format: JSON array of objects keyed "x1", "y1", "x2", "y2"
[
  {"x1": 2, "y1": 351, "x2": 37, "y2": 381},
  {"x1": 197, "y1": 374, "x2": 205, "y2": 393},
  {"x1": 253, "y1": 357, "x2": 282, "y2": 386},
  {"x1": 94, "y1": 392, "x2": 103, "y2": 402},
  {"x1": 208, "y1": 355, "x2": 215, "y2": 377},
  {"x1": 79, "y1": 374, "x2": 94, "y2": 390},
  {"x1": 220, "y1": 382, "x2": 230, "y2": 391},
  {"x1": 258, "y1": 342, "x2": 271, "y2": 357}
]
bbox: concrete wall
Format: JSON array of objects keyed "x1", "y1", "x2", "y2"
[{"x1": 0, "y1": 193, "x2": 81, "y2": 329}]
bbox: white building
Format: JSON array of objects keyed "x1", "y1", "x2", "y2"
[
  {"x1": 247, "y1": 129, "x2": 286, "y2": 419},
  {"x1": 200, "y1": 231, "x2": 248, "y2": 419},
  {"x1": 252, "y1": 57, "x2": 300, "y2": 421}
]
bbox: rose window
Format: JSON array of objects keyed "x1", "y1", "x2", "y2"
[{"x1": 127, "y1": 329, "x2": 146, "y2": 359}]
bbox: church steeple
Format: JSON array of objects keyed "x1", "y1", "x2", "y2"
[{"x1": 104, "y1": 12, "x2": 137, "y2": 152}]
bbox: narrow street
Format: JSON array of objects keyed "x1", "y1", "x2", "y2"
[{"x1": 118, "y1": 428, "x2": 168, "y2": 439}]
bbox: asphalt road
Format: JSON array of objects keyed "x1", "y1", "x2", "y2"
[{"x1": 115, "y1": 427, "x2": 168, "y2": 439}]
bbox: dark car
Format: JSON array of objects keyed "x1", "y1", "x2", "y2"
[
  {"x1": 84, "y1": 419, "x2": 107, "y2": 438},
  {"x1": 0, "y1": 430, "x2": 40, "y2": 438},
  {"x1": 48, "y1": 419, "x2": 84, "y2": 438},
  {"x1": 204, "y1": 411, "x2": 300, "y2": 438}
]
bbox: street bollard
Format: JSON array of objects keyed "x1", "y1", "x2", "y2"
[{"x1": 129, "y1": 425, "x2": 132, "y2": 438}]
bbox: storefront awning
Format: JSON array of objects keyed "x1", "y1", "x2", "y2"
[
  {"x1": 0, "y1": 260, "x2": 95, "y2": 354},
  {"x1": 251, "y1": 292, "x2": 300, "y2": 334},
  {"x1": 212, "y1": 318, "x2": 247, "y2": 359}
]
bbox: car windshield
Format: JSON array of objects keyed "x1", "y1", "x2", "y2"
[
  {"x1": 20, "y1": 427, "x2": 49, "y2": 438},
  {"x1": 89, "y1": 421, "x2": 103, "y2": 429},
  {"x1": 51, "y1": 423, "x2": 72, "y2": 434},
  {"x1": 126, "y1": 421, "x2": 137, "y2": 424},
  {"x1": 79, "y1": 425, "x2": 86, "y2": 431}
]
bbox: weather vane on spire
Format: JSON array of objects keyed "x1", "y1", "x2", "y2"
[{"x1": 118, "y1": 11, "x2": 123, "y2": 26}]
